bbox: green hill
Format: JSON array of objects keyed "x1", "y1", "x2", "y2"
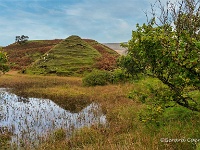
[
  {"x1": 3, "y1": 35, "x2": 119, "y2": 76},
  {"x1": 26, "y1": 36, "x2": 100, "y2": 76},
  {"x1": 25, "y1": 36, "x2": 119, "y2": 76}
]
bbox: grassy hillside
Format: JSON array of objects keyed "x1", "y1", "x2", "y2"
[
  {"x1": 83, "y1": 39, "x2": 119, "y2": 70},
  {"x1": 3, "y1": 39, "x2": 62, "y2": 70},
  {"x1": 26, "y1": 35, "x2": 119, "y2": 76},
  {"x1": 3, "y1": 36, "x2": 120, "y2": 76}
]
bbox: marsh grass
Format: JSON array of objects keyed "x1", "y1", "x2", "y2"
[
  {"x1": 0, "y1": 128, "x2": 11, "y2": 149},
  {"x1": 0, "y1": 73, "x2": 199, "y2": 149},
  {"x1": 0, "y1": 73, "x2": 89, "y2": 112}
]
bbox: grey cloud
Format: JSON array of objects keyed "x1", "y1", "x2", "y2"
[{"x1": 1, "y1": 0, "x2": 164, "y2": 46}]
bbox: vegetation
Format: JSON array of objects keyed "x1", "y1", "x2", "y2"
[
  {"x1": 84, "y1": 39, "x2": 119, "y2": 70},
  {"x1": 0, "y1": 73, "x2": 199, "y2": 149},
  {"x1": 20, "y1": 36, "x2": 119, "y2": 76},
  {"x1": 15, "y1": 35, "x2": 29, "y2": 44},
  {"x1": 3, "y1": 39, "x2": 62, "y2": 70},
  {"x1": 27, "y1": 35, "x2": 101, "y2": 76},
  {"x1": 0, "y1": 127, "x2": 11, "y2": 149},
  {"x1": 3, "y1": 35, "x2": 119, "y2": 76},
  {"x1": 0, "y1": 1, "x2": 199, "y2": 149},
  {"x1": 82, "y1": 68, "x2": 131, "y2": 86},
  {"x1": 0, "y1": 51, "x2": 9, "y2": 74},
  {"x1": 82, "y1": 69, "x2": 112, "y2": 86},
  {"x1": 121, "y1": 0, "x2": 200, "y2": 112}
]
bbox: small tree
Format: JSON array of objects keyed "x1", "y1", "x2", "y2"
[
  {"x1": 0, "y1": 51, "x2": 9, "y2": 74},
  {"x1": 15, "y1": 35, "x2": 29, "y2": 44},
  {"x1": 121, "y1": 0, "x2": 200, "y2": 112}
]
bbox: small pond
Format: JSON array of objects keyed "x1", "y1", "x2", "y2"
[{"x1": 0, "y1": 88, "x2": 106, "y2": 147}]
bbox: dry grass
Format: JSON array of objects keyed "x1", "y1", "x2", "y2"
[
  {"x1": 0, "y1": 71, "x2": 135, "y2": 113},
  {"x1": 3, "y1": 40, "x2": 62, "y2": 70},
  {"x1": 0, "y1": 72, "x2": 199, "y2": 150}
]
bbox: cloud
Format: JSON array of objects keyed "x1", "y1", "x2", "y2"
[
  {"x1": 0, "y1": 0, "x2": 181, "y2": 46},
  {"x1": 60, "y1": 0, "x2": 147, "y2": 42}
]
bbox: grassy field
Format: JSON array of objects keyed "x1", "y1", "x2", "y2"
[{"x1": 0, "y1": 72, "x2": 199, "y2": 150}]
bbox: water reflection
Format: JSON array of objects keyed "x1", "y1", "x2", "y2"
[{"x1": 0, "y1": 88, "x2": 106, "y2": 146}]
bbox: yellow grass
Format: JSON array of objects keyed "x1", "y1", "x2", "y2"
[{"x1": 0, "y1": 72, "x2": 199, "y2": 150}]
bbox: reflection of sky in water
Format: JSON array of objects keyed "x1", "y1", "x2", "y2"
[{"x1": 0, "y1": 88, "x2": 106, "y2": 146}]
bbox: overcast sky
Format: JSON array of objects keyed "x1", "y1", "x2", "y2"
[{"x1": 0, "y1": 0, "x2": 176, "y2": 46}]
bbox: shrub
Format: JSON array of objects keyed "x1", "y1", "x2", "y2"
[
  {"x1": 82, "y1": 69, "x2": 112, "y2": 86},
  {"x1": 111, "y1": 68, "x2": 130, "y2": 83}
]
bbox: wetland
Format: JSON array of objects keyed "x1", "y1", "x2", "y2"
[{"x1": 0, "y1": 88, "x2": 106, "y2": 147}]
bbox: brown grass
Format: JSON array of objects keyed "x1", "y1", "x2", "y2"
[
  {"x1": 3, "y1": 40, "x2": 62, "y2": 70},
  {"x1": 84, "y1": 39, "x2": 120, "y2": 70},
  {"x1": 0, "y1": 72, "x2": 199, "y2": 150},
  {"x1": 0, "y1": 72, "x2": 136, "y2": 115}
]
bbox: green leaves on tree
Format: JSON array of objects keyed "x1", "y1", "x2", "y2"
[
  {"x1": 121, "y1": 0, "x2": 200, "y2": 112},
  {"x1": 0, "y1": 51, "x2": 9, "y2": 74}
]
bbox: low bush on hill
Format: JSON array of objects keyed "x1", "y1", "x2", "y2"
[
  {"x1": 82, "y1": 69, "x2": 112, "y2": 86},
  {"x1": 82, "y1": 68, "x2": 131, "y2": 86}
]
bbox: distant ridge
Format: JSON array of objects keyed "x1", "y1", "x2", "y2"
[{"x1": 102, "y1": 43, "x2": 127, "y2": 55}]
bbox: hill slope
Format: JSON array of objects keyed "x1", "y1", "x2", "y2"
[
  {"x1": 83, "y1": 39, "x2": 119, "y2": 70},
  {"x1": 3, "y1": 39, "x2": 62, "y2": 70},
  {"x1": 26, "y1": 36, "x2": 119, "y2": 76},
  {"x1": 3, "y1": 36, "x2": 120, "y2": 76},
  {"x1": 27, "y1": 36, "x2": 100, "y2": 76}
]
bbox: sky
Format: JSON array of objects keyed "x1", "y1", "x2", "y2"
[{"x1": 0, "y1": 0, "x2": 176, "y2": 46}]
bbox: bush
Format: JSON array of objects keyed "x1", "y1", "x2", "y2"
[
  {"x1": 111, "y1": 68, "x2": 130, "y2": 83},
  {"x1": 82, "y1": 69, "x2": 112, "y2": 86}
]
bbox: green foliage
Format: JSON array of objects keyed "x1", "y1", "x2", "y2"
[
  {"x1": 118, "y1": 52, "x2": 144, "y2": 77},
  {"x1": 0, "y1": 51, "x2": 9, "y2": 74},
  {"x1": 15, "y1": 35, "x2": 29, "y2": 45},
  {"x1": 82, "y1": 69, "x2": 112, "y2": 86},
  {"x1": 82, "y1": 68, "x2": 131, "y2": 86},
  {"x1": 122, "y1": 0, "x2": 200, "y2": 112},
  {"x1": 111, "y1": 68, "x2": 131, "y2": 83}
]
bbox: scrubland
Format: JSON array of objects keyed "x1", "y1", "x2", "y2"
[{"x1": 0, "y1": 72, "x2": 199, "y2": 150}]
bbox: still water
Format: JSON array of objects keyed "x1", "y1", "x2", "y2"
[{"x1": 0, "y1": 88, "x2": 106, "y2": 146}]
